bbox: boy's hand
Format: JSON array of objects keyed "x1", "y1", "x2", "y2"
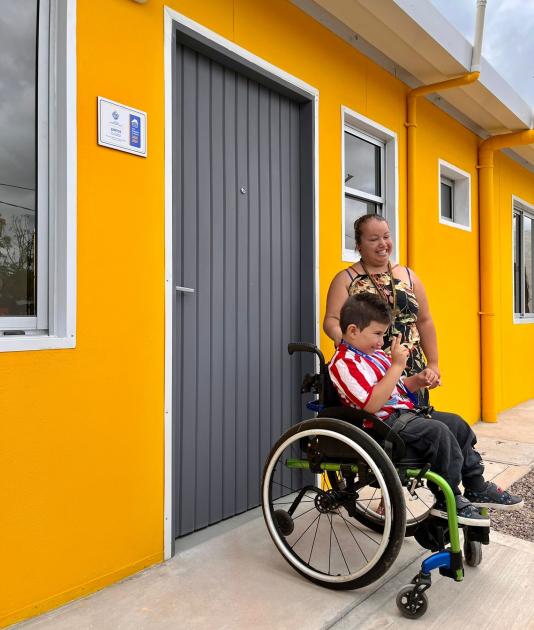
[{"x1": 390, "y1": 333, "x2": 409, "y2": 368}]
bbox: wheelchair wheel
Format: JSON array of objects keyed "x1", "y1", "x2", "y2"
[
  {"x1": 262, "y1": 418, "x2": 406, "y2": 590},
  {"x1": 327, "y1": 472, "x2": 434, "y2": 537},
  {"x1": 464, "y1": 539, "x2": 482, "y2": 567},
  {"x1": 396, "y1": 584, "x2": 428, "y2": 619}
]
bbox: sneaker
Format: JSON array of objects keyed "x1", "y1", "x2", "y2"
[
  {"x1": 464, "y1": 482, "x2": 524, "y2": 511},
  {"x1": 430, "y1": 495, "x2": 490, "y2": 527}
]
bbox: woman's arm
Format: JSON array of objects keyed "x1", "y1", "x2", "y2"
[
  {"x1": 410, "y1": 269, "x2": 440, "y2": 378},
  {"x1": 323, "y1": 270, "x2": 350, "y2": 346}
]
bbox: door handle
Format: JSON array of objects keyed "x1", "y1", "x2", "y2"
[{"x1": 175, "y1": 285, "x2": 195, "y2": 293}]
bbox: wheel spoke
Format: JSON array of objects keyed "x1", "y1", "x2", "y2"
[
  {"x1": 327, "y1": 513, "x2": 351, "y2": 575},
  {"x1": 290, "y1": 512, "x2": 321, "y2": 550},
  {"x1": 335, "y1": 508, "x2": 382, "y2": 546},
  {"x1": 308, "y1": 513, "x2": 321, "y2": 565},
  {"x1": 336, "y1": 508, "x2": 370, "y2": 563}
]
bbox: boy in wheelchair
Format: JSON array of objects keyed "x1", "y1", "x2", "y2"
[{"x1": 328, "y1": 292, "x2": 523, "y2": 527}]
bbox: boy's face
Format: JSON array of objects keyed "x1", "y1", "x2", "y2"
[{"x1": 344, "y1": 320, "x2": 389, "y2": 355}]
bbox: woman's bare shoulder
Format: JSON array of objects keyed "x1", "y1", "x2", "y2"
[
  {"x1": 390, "y1": 264, "x2": 410, "y2": 282},
  {"x1": 332, "y1": 266, "x2": 356, "y2": 286}
]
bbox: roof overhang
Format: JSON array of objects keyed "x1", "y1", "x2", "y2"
[{"x1": 292, "y1": 0, "x2": 534, "y2": 168}]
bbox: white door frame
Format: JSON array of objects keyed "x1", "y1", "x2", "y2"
[{"x1": 163, "y1": 6, "x2": 320, "y2": 559}]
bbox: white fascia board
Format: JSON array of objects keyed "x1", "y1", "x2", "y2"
[
  {"x1": 391, "y1": 0, "x2": 473, "y2": 68},
  {"x1": 392, "y1": 0, "x2": 532, "y2": 127},
  {"x1": 304, "y1": 0, "x2": 533, "y2": 129}
]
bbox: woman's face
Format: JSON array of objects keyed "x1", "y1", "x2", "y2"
[{"x1": 357, "y1": 219, "x2": 393, "y2": 266}]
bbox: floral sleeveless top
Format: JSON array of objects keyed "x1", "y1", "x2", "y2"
[{"x1": 346, "y1": 266, "x2": 425, "y2": 377}]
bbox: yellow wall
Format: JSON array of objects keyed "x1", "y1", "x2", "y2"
[
  {"x1": 2, "y1": 0, "x2": 534, "y2": 625},
  {"x1": 408, "y1": 98, "x2": 481, "y2": 422},
  {"x1": 495, "y1": 152, "x2": 534, "y2": 409}
]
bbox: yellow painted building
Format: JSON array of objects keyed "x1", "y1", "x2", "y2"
[{"x1": 1, "y1": 0, "x2": 533, "y2": 626}]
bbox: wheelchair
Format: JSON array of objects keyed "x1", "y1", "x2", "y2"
[{"x1": 261, "y1": 343, "x2": 490, "y2": 619}]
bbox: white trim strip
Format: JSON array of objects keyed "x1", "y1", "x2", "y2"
[{"x1": 163, "y1": 7, "x2": 174, "y2": 561}]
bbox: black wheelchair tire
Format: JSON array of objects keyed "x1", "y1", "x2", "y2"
[{"x1": 262, "y1": 418, "x2": 407, "y2": 590}]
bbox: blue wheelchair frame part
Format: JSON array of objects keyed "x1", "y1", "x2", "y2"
[{"x1": 421, "y1": 551, "x2": 452, "y2": 573}]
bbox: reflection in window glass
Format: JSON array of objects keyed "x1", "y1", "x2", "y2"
[
  {"x1": 0, "y1": 1, "x2": 37, "y2": 317},
  {"x1": 344, "y1": 195, "x2": 381, "y2": 252},
  {"x1": 440, "y1": 180, "x2": 453, "y2": 220},
  {"x1": 525, "y1": 216, "x2": 533, "y2": 314},
  {"x1": 344, "y1": 132, "x2": 381, "y2": 196}
]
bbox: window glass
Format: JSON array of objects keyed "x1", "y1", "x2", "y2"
[
  {"x1": 344, "y1": 132, "x2": 381, "y2": 196},
  {"x1": 513, "y1": 212, "x2": 521, "y2": 314},
  {"x1": 344, "y1": 195, "x2": 380, "y2": 252},
  {"x1": 524, "y1": 215, "x2": 533, "y2": 314},
  {"x1": 0, "y1": 1, "x2": 37, "y2": 318},
  {"x1": 440, "y1": 181, "x2": 453, "y2": 220}
]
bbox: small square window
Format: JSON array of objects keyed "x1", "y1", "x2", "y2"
[{"x1": 438, "y1": 160, "x2": 471, "y2": 231}]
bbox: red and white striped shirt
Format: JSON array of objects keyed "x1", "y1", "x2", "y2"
[{"x1": 328, "y1": 341, "x2": 414, "y2": 420}]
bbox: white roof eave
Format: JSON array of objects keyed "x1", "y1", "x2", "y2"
[{"x1": 295, "y1": 0, "x2": 534, "y2": 132}]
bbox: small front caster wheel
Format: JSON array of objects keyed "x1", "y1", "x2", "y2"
[
  {"x1": 464, "y1": 540, "x2": 482, "y2": 567},
  {"x1": 273, "y1": 509, "x2": 294, "y2": 536},
  {"x1": 396, "y1": 585, "x2": 428, "y2": 619}
]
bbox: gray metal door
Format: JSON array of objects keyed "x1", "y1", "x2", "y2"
[{"x1": 173, "y1": 41, "x2": 314, "y2": 538}]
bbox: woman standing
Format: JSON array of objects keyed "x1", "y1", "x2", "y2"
[{"x1": 323, "y1": 214, "x2": 440, "y2": 399}]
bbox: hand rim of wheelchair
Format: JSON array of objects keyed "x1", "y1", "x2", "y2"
[{"x1": 262, "y1": 418, "x2": 407, "y2": 589}]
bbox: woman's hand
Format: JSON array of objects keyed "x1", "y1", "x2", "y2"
[
  {"x1": 424, "y1": 364, "x2": 441, "y2": 389},
  {"x1": 390, "y1": 333, "x2": 409, "y2": 369},
  {"x1": 418, "y1": 368, "x2": 440, "y2": 389}
]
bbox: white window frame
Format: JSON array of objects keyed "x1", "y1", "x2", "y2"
[
  {"x1": 438, "y1": 159, "x2": 471, "y2": 232},
  {"x1": 512, "y1": 195, "x2": 534, "y2": 323},
  {"x1": 341, "y1": 107, "x2": 398, "y2": 263},
  {"x1": 0, "y1": 0, "x2": 76, "y2": 352}
]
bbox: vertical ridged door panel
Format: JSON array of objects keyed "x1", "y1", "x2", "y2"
[{"x1": 173, "y1": 43, "x2": 310, "y2": 537}]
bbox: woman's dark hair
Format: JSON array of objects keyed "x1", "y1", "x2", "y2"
[
  {"x1": 354, "y1": 214, "x2": 389, "y2": 247},
  {"x1": 340, "y1": 292, "x2": 391, "y2": 332}
]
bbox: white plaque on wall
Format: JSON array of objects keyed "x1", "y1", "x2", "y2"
[{"x1": 97, "y1": 97, "x2": 147, "y2": 157}]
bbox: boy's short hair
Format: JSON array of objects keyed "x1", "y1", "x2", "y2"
[{"x1": 340, "y1": 293, "x2": 392, "y2": 332}]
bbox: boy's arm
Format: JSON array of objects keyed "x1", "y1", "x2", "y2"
[
  {"x1": 404, "y1": 369, "x2": 439, "y2": 393},
  {"x1": 364, "y1": 334, "x2": 409, "y2": 413},
  {"x1": 403, "y1": 373, "x2": 424, "y2": 393}
]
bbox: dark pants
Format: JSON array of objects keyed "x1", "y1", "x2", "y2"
[{"x1": 386, "y1": 410, "x2": 485, "y2": 496}]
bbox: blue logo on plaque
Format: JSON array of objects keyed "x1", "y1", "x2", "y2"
[
  {"x1": 129, "y1": 114, "x2": 141, "y2": 148},
  {"x1": 112, "y1": 110, "x2": 119, "y2": 120}
]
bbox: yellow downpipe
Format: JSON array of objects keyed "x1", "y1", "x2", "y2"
[
  {"x1": 406, "y1": 72, "x2": 480, "y2": 268},
  {"x1": 478, "y1": 130, "x2": 534, "y2": 421}
]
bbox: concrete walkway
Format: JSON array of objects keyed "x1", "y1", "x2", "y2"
[{"x1": 13, "y1": 401, "x2": 534, "y2": 630}]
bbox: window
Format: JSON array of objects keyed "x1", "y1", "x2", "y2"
[
  {"x1": 0, "y1": 1, "x2": 43, "y2": 328},
  {"x1": 438, "y1": 160, "x2": 471, "y2": 231},
  {"x1": 513, "y1": 199, "x2": 534, "y2": 320},
  {"x1": 342, "y1": 108, "x2": 397, "y2": 262},
  {"x1": 0, "y1": 0, "x2": 76, "y2": 351}
]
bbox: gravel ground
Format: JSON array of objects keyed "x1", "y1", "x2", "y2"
[{"x1": 489, "y1": 469, "x2": 534, "y2": 542}]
